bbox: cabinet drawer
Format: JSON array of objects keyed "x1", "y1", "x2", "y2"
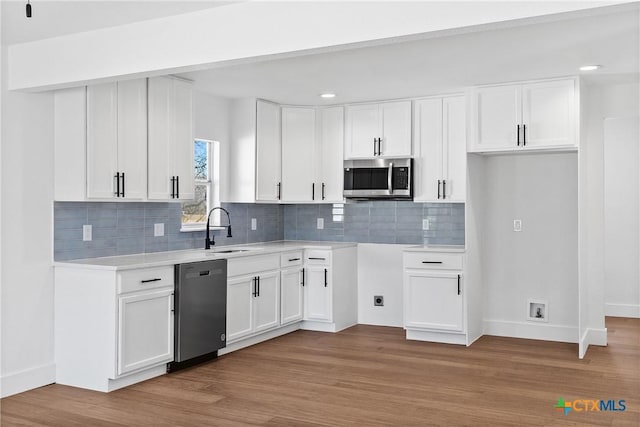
[
  {"x1": 228, "y1": 254, "x2": 280, "y2": 277},
  {"x1": 305, "y1": 250, "x2": 331, "y2": 266},
  {"x1": 281, "y1": 251, "x2": 303, "y2": 268},
  {"x1": 118, "y1": 266, "x2": 174, "y2": 294},
  {"x1": 403, "y1": 252, "x2": 463, "y2": 270}
]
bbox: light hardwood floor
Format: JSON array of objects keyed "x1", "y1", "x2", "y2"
[{"x1": 1, "y1": 317, "x2": 638, "y2": 426}]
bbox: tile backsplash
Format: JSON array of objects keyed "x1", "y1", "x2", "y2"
[{"x1": 54, "y1": 201, "x2": 464, "y2": 261}]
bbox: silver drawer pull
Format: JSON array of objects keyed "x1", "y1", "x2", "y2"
[
  {"x1": 422, "y1": 261, "x2": 443, "y2": 264},
  {"x1": 141, "y1": 278, "x2": 162, "y2": 283},
  {"x1": 288, "y1": 258, "x2": 301, "y2": 262},
  {"x1": 309, "y1": 257, "x2": 326, "y2": 261}
]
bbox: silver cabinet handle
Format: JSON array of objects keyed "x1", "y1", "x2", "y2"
[{"x1": 388, "y1": 162, "x2": 393, "y2": 195}]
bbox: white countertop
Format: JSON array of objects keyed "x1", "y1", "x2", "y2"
[
  {"x1": 403, "y1": 245, "x2": 465, "y2": 253},
  {"x1": 54, "y1": 240, "x2": 358, "y2": 271}
]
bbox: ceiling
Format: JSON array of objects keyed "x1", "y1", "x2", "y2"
[
  {"x1": 179, "y1": 5, "x2": 640, "y2": 105},
  {"x1": 1, "y1": 0, "x2": 238, "y2": 45}
]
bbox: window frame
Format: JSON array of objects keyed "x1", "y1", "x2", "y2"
[{"x1": 180, "y1": 138, "x2": 221, "y2": 232}]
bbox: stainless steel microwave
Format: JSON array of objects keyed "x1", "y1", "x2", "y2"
[{"x1": 343, "y1": 158, "x2": 412, "y2": 199}]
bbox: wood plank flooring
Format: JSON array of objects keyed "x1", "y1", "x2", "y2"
[{"x1": 2, "y1": 317, "x2": 638, "y2": 426}]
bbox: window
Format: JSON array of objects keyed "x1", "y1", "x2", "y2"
[{"x1": 181, "y1": 139, "x2": 220, "y2": 231}]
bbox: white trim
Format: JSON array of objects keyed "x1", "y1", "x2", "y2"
[
  {"x1": 484, "y1": 319, "x2": 578, "y2": 343},
  {"x1": 405, "y1": 329, "x2": 467, "y2": 346},
  {"x1": 605, "y1": 303, "x2": 640, "y2": 318},
  {"x1": 0, "y1": 363, "x2": 56, "y2": 398},
  {"x1": 219, "y1": 323, "x2": 301, "y2": 356},
  {"x1": 579, "y1": 327, "x2": 608, "y2": 359}
]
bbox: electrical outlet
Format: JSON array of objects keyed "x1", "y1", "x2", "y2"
[
  {"x1": 513, "y1": 219, "x2": 522, "y2": 232},
  {"x1": 154, "y1": 223, "x2": 165, "y2": 237},
  {"x1": 82, "y1": 224, "x2": 92, "y2": 241},
  {"x1": 422, "y1": 219, "x2": 430, "y2": 230},
  {"x1": 317, "y1": 218, "x2": 324, "y2": 230},
  {"x1": 251, "y1": 218, "x2": 257, "y2": 230}
]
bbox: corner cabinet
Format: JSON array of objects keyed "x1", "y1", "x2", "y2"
[
  {"x1": 54, "y1": 265, "x2": 175, "y2": 392},
  {"x1": 468, "y1": 78, "x2": 578, "y2": 153},
  {"x1": 345, "y1": 101, "x2": 412, "y2": 159},
  {"x1": 147, "y1": 76, "x2": 195, "y2": 201},
  {"x1": 413, "y1": 95, "x2": 466, "y2": 202},
  {"x1": 403, "y1": 250, "x2": 470, "y2": 345},
  {"x1": 255, "y1": 100, "x2": 282, "y2": 202}
]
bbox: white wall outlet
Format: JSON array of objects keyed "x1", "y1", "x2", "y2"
[
  {"x1": 154, "y1": 223, "x2": 165, "y2": 237},
  {"x1": 422, "y1": 219, "x2": 430, "y2": 230},
  {"x1": 317, "y1": 218, "x2": 324, "y2": 230},
  {"x1": 513, "y1": 219, "x2": 522, "y2": 232},
  {"x1": 251, "y1": 218, "x2": 257, "y2": 230},
  {"x1": 82, "y1": 224, "x2": 92, "y2": 241}
]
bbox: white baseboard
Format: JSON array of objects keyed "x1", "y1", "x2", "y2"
[
  {"x1": 484, "y1": 320, "x2": 577, "y2": 343},
  {"x1": 605, "y1": 303, "x2": 640, "y2": 318},
  {"x1": 219, "y1": 323, "x2": 301, "y2": 356},
  {"x1": 579, "y1": 327, "x2": 608, "y2": 358},
  {"x1": 0, "y1": 363, "x2": 56, "y2": 398}
]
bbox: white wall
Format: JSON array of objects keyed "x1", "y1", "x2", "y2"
[
  {"x1": 357, "y1": 243, "x2": 408, "y2": 327},
  {"x1": 583, "y1": 79, "x2": 640, "y2": 318},
  {"x1": 0, "y1": 48, "x2": 56, "y2": 396},
  {"x1": 481, "y1": 153, "x2": 579, "y2": 343},
  {"x1": 193, "y1": 91, "x2": 229, "y2": 144},
  {"x1": 604, "y1": 116, "x2": 639, "y2": 317},
  {"x1": 7, "y1": 1, "x2": 619, "y2": 91}
]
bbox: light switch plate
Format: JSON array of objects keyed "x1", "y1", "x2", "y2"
[
  {"x1": 317, "y1": 218, "x2": 324, "y2": 230},
  {"x1": 422, "y1": 219, "x2": 430, "y2": 230},
  {"x1": 513, "y1": 219, "x2": 522, "y2": 232},
  {"x1": 154, "y1": 223, "x2": 165, "y2": 237},
  {"x1": 251, "y1": 218, "x2": 257, "y2": 230},
  {"x1": 82, "y1": 224, "x2": 92, "y2": 241}
]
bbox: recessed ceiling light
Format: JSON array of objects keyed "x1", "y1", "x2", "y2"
[
  {"x1": 320, "y1": 93, "x2": 336, "y2": 99},
  {"x1": 579, "y1": 65, "x2": 602, "y2": 71}
]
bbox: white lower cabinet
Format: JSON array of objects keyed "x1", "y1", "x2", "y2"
[
  {"x1": 403, "y1": 250, "x2": 468, "y2": 345},
  {"x1": 304, "y1": 265, "x2": 332, "y2": 322},
  {"x1": 117, "y1": 288, "x2": 174, "y2": 375},
  {"x1": 281, "y1": 266, "x2": 304, "y2": 325},
  {"x1": 54, "y1": 265, "x2": 175, "y2": 392}
]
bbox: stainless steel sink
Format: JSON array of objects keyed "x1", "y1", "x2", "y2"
[{"x1": 210, "y1": 249, "x2": 249, "y2": 254}]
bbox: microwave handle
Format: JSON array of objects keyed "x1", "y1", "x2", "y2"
[{"x1": 388, "y1": 162, "x2": 393, "y2": 195}]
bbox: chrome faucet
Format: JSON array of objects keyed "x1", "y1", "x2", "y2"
[{"x1": 205, "y1": 207, "x2": 232, "y2": 249}]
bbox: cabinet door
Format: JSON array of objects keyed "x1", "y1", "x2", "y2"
[
  {"x1": 86, "y1": 83, "x2": 118, "y2": 199},
  {"x1": 345, "y1": 104, "x2": 379, "y2": 159},
  {"x1": 253, "y1": 271, "x2": 280, "y2": 333},
  {"x1": 117, "y1": 288, "x2": 174, "y2": 376},
  {"x1": 117, "y1": 79, "x2": 147, "y2": 200},
  {"x1": 319, "y1": 107, "x2": 345, "y2": 202},
  {"x1": 172, "y1": 78, "x2": 195, "y2": 201},
  {"x1": 281, "y1": 267, "x2": 304, "y2": 325},
  {"x1": 256, "y1": 100, "x2": 282, "y2": 202},
  {"x1": 522, "y1": 79, "x2": 576, "y2": 149},
  {"x1": 227, "y1": 275, "x2": 254, "y2": 343},
  {"x1": 443, "y1": 95, "x2": 467, "y2": 202},
  {"x1": 380, "y1": 101, "x2": 412, "y2": 157},
  {"x1": 304, "y1": 266, "x2": 332, "y2": 322},
  {"x1": 470, "y1": 84, "x2": 521, "y2": 151},
  {"x1": 413, "y1": 98, "x2": 443, "y2": 202},
  {"x1": 147, "y1": 77, "x2": 174, "y2": 200},
  {"x1": 281, "y1": 107, "x2": 316, "y2": 202},
  {"x1": 404, "y1": 271, "x2": 463, "y2": 332}
]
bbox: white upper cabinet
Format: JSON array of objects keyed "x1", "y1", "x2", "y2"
[
  {"x1": 414, "y1": 95, "x2": 466, "y2": 202},
  {"x1": 255, "y1": 100, "x2": 282, "y2": 202},
  {"x1": 281, "y1": 107, "x2": 316, "y2": 202},
  {"x1": 318, "y1": 106, "x2": 345, "y2": 202},
  {"x1": 147, "y1": 76, "x2": 194, "y2": 201},
  {"x1": 280, "y1": 106, "x2": 345, "y2": 203},
  {"x1": 521, "y1": 79, "x2": 576, "y2": 148},
  {"x1": 345, "y1": 100, "x2": 411, "y2": 159},
  {"x1": 468, "y1": 78, "x2": 577, "y2": 152},
  {"x1": 86, "y1": 79, "x2": 147, "y2": 200}
]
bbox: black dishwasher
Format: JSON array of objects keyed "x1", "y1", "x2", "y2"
[{"x1": 170, "y1": 259, "x2": 227, "y2": 371}]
